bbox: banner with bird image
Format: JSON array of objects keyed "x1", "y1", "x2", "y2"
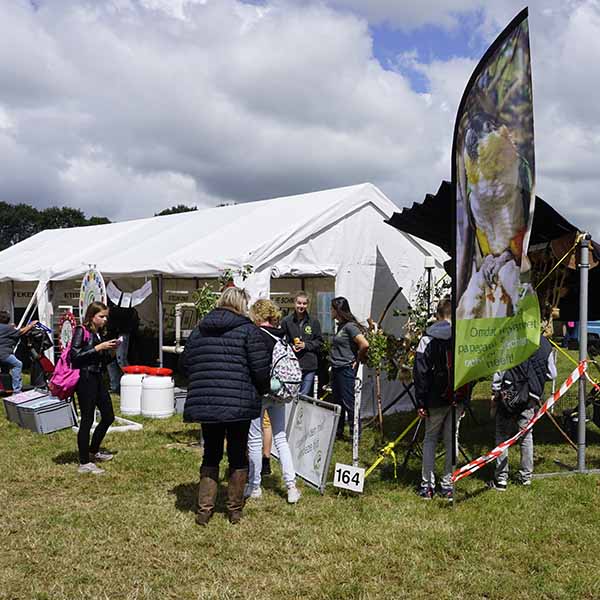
[{"x1": 453, "y1": 8, "x2": 540, "y2": 388}]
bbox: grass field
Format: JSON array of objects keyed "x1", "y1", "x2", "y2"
[{"x1": 2, "y1": 350, "x2": 600, "y2": 600}]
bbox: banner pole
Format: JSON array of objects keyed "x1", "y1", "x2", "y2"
[{"x1": 577, "y1": 234, "x2": 590, "y2": 472}]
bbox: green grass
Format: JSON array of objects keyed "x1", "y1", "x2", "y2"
[{"x1": 1, "y1": 351, "x2": 600, "y2": 600}]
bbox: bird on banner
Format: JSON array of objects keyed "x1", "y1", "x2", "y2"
[{"x1": 457, "y1": 112, "x2": 532, "y2": 320}]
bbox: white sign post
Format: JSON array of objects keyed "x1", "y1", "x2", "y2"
[
  {"x1": 333, "y1": 463, "x2": 365, "y2": 493},
  {"x1": 286, "y1": 395, "x2": 340, "y2": 493}
]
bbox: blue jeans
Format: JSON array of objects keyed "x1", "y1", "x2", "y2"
[
  {"x1": 107, "y1": 334, "x2": 130, "y2": 392},
  {"x1": 299, "y1": 371, "x2": 316, "y2": 397},
  {"x1": 1, "y1": 354, "x2": 23, "y2": 393},
  {"x1": 331, "y1": 365, "x2": 358, "y2": 437},
  {"x1": 248, "y1": 399, "x2": 296, "y2": 488}
]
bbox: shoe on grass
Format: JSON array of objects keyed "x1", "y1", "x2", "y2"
[
  {"x1": 418, "y1": 486, "x2": 434, "y2": 500},
  {"x1": 244, "y1": 486, "x2": 262, "y2": 499},
  {"x1": 78, "y1": 462, "x2": 105, "y2": 475},
  {"x1": 516, "y1": 477, "x2": 532, "y2": 487},
  {"x1": 287, "y1": 485, "x2": 301, "y2": 504},
  {"x1": 91, "y1": 451, "x2": 113, "y2": 462},
  {"x1": 439, "y1": 487, "x2": 454, "y2": 502},
  {"x1": 486, "y1": 479, "x2": 507, "y2": 492},
  {"x1": 261, "y1": 456, "x2": 272, "y2": 476}
]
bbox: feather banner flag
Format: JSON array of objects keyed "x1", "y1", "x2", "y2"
[{"x1": 453, "y1": 8, "x2": 540, "y2": 389}]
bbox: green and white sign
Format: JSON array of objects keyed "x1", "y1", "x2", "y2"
[{"x1": 452, "y1": 8, "x2": 540, "y2": 388}]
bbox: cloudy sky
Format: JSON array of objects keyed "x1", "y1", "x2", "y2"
[{"x1": 0, "y1": 0, "x2": 598, "y2": 236}]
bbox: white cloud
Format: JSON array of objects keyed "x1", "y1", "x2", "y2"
[
  {"x1": 324, "y1": 0, "x2": 484, "y2": 30},
  {"x1": 0, "y1": 0, "x2": 598, "y2": 240}
]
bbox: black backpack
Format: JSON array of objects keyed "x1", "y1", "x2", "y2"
[{"x1": 498, "y1": 366, "x2": 530, "y2": 416}]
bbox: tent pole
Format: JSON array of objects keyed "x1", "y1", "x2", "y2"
[
  {"x1": 577, "y1": 234, "x2": 590, "y2": 472},
  {"x1": 10, "y1": 280, "x2": 15, "y2": 322},
  {"x1": 157, "y1": 274, "x2": 164, "y2": 367}
]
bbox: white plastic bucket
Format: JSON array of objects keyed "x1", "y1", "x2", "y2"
[
  {"x1": 120, "y1": 374, "x2": 145, "y2": 416},
  {"x1": 141, "y1": 376, "x2": 175, "y2": 419}
]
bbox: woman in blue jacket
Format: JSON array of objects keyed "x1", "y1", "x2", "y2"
[{"x1": 181, "y1": 287, "x2": 270, "y2": 525}]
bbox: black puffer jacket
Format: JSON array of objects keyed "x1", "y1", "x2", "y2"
[{"x1": 181, "y1": 308, "x2": 271, "y2": 423}]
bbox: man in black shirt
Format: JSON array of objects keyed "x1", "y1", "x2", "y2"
[
  {"x1": 281, "y1": 291, "x2": 323, "y2": 397},
  {"x1": 107, "y1": 303, "x2": 139, "y2": 393}
]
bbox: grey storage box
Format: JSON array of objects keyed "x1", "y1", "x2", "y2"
[
  {"x1": 3, "y1": 390, "x2": 49, "y2": 424},
  {"x1": 174, "y1": 387, "x2": 187, "y2": 415},
  {"x1": 17, "y1": 396, "x2": 75, "y2": 434}
]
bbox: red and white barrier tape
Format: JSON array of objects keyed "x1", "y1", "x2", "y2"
[{"x1": 452, "y1": 361, "x2": 587, "y2": 483}]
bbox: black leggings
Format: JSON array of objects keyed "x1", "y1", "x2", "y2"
[
  {"x1": 201, "y1": 421, "x2": 251, "y2": 470},
  {"x1": 76, "y1": 371, "x2": 115, "y2": 464}
]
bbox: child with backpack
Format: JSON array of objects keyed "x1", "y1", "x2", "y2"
[
  {"x1": 413, "y1": 298, "x2": 467, "y2": 502},
  {"x1": 245, "y1": 299, "x2": 302, "y2": 504},
  {"x1": 70, "y1": 302, "x2": 119, "y2": 474}
]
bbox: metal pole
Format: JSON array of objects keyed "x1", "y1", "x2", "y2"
[
  {"x1": 427, "y1": 268, "x2": 432, "y2": 317},
  {"x1": 10, "y1": 280, "x2": 15, "y2": 323},
  {"x1": 157, "y1": 274, "x2": 164, "y2": 367},
  {"x1": 577, "y1": 234, "x2": 590, "y2": 472}
]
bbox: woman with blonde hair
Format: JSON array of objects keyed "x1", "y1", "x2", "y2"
[
  {"x1": 70, "y1": 301, "x2": 119, "y2": 474},
  {"x1": 245, "y1": 299, "x2": 301, "y2": 504},
  {"x1": 181, "y1": 287, "x2": 271, "y2": 525}
]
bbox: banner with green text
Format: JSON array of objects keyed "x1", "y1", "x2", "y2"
[{"x1": 453, "y1": 8, "x2": 540, "y2": 389}]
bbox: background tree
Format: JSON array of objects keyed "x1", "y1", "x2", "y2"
[
  {"x1": 155, "y1": 205, "x2": 198, "y2": 216},
  {"x1": 0, "y1": 201, "x2": 111, "y2": 250}
]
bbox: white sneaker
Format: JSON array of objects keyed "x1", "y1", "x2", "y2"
[
  {"x1": 91, "y1": 451, "x2": 113, "y2": 462},
  {"x1": 287, "y1": 485, "x2": 301, "y2": 504},
  {"x1": 249, "y1": 486, "x2": 262, "y2": 499},
  {"x1": 78, "y1": 462, "x2": 105, "y2": 475}
]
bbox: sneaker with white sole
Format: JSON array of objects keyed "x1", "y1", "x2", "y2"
[
  {"x1": 91, "y1": 451, "x2": 113, "y2": 462},
  {"x1": 78, "y1": 462, "x2": 105, "y2": 475},
  {"x1": 287, "y1": 485, "x2": 301, "y2": 504},
  {"x1": 244, "y1": 486, "x2": 262, "y2": 499},
  {"x1": 486, "y1": 479, "x2": 507, "y2": 492}
]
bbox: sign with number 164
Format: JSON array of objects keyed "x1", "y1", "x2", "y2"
[{"x1": 333, "y1": 463, "x2": 364, "y2": 493}]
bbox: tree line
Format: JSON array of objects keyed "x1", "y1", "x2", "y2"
[
  {"x1": 0, "y1": 200, "x2": 227, "y2": 251},
  {"x1": 0, "y1": 202, "x2": 111, "y2": 251}
]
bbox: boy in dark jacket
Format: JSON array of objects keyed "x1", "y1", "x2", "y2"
[
  {"x1": 488, "y1": 334, "x2": 556, "y2": 490},
  {"x1": 413, "y1": 299, "x2": 464, "y2": 501},
  {"x1": 281, "y1": 291, "x2": 323, "y2": 397}
]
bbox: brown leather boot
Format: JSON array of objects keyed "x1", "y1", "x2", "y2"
[
  {"x1": 195, "y1": 467, "x2": 219, "y2": 526},
  {"x1": 226, "y1": 468, "x2": 248, "y2": 524}
]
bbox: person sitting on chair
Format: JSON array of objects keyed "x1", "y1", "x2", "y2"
[{"x1": 0, "y1": 310, "x2": 38, "y2": 394}]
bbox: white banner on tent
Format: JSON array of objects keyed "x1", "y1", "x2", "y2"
[{"x1": 286, "y1": 395, "x2": 340, "y2": 493}]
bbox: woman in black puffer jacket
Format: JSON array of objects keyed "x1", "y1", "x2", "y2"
[{"x1": 181, "y1": 287, "x2": 270, "y2": 525}]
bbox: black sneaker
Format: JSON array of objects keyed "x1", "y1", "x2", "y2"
[
  {"x1": 418, "y1": 486, "x2": 434, "y2": 500},
  {"x1": 486, "y1": 480, "x2": 507, "y2": 492},
  {"x1": 261, "y1": 456, "x2": 271, "y2": 476},
  {"x1": 439, "y1": 487, "x2": 454, "y2": 502}
]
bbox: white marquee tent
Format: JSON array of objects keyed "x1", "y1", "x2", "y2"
[{"x1": 0, "y1": 183, "x2": 447, "y2": 413}]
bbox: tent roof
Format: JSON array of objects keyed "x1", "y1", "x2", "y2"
[
  {"x1": 0, "y1": 183, "x2": 413, "y2": 282},
  {"x1": 385, "y1": 180, "x2": 600, "y2": 320},
  {"x1": 385, "y1": 180, "x2": 581, "y2": 253}
]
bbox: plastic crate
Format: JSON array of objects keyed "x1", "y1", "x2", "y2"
[
  {"x1": 174, "y1": 387, "x2": 187, "y2": 415},
  {"x1": 3, "y1": 390, "x2": 49, "y2": 424},
  {"x1": 17, "y1": 396, "x2": 75, "y2": 434}
]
